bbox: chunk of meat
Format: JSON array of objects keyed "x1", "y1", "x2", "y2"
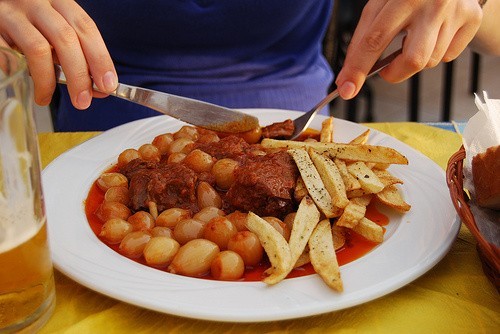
[
  {"x1": 224, "y1": 151, "x2": 298, "y2": 218},
  {"x1": 261, "y1": 119, "x2": 295, "y2": 139},
  {"x1": 195, "y1": 135, "x2": 251, "y2": 159},
  {"x1": 124, "y1": 162, "x2": 198, "y2": 212}
]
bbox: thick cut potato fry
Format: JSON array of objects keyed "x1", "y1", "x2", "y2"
[
  {"x1": 348, "y1": 129, "x2": 370, "y2": 145},
  {"x1": 309, "y1": 149, "x2": 349, "y2": 209},
  {"x1": 352, "y1": 194, "x2": 372, "y2": 206},
  {"x1": 361, "y1": 161, "x2": 393, "y2": 171},
  {"x1": 347, "y1": 162, "x2": 384, "y2": 193},
  {"x1": 373, "y1": 169, "x2": 404, "y2": 187},
  {"x1": 332, "y1": 225, "x2": 346, "y2": 250},
  {"x1": 246, "y1": 212, "x2": 292, "y2": 285},
  {"x1": 261, "y1": 139, "x2": 408, "y2": 165},
  {"x1": 294, "y1": 176, "x2": 309, "y2": 203},
  {"x1": 334, "y1": 158, "x2": 361, "y2": 191},
  {"x1": 376, "y1": 184, "x2": 411, "y2": 212},
  {"x1": 294, "y1": 226, "x2": 345, "y2": 269},
  {"x1": 346, "y1": 169, "x2": 401, "y2": 198},
  {"x1": 351, "y1": 217, "x2": 384, "y2": 243},
  {"x1": 372, "y1": 163, "x2": 391, "y2": 170},
  {"x1": 328, "y1": 145, "x2": 408, "y2": 165},
  {"x1": 336, "y1": 195, "x2": 372, "y2": 228},
  {"x1": 288, "y1": 196, "x2": 321, "y2": 267},
  {"x1": 293, "y1": 251, "x2": 311, "y2": 268},
  {"x1": 288, "y1": 149, "x2": 337, "y2": 218},
  {"x1": 346, "y1": 188, "x2": 369, "y2": 199},
  {"x1": 320, "y1": 117, "x2": 334, "y2": 143},
  {"x1": 366, "y1": 162, "x2": 391, "y2": 170},
  {"x1": 309, "y1": 219, "x2": 343, "y2": 292}
]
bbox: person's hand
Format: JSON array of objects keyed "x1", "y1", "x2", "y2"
[
  {"x1": 0, "y1": 0, "x2": 117, "y2": 109},
  {"x1": 335, "y1": 0, "x2": 483, "y2": 100}
]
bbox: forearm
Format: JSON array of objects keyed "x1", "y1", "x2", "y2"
[{"x1": 470, "y1": 0, "x2": 500, "y2": 55}]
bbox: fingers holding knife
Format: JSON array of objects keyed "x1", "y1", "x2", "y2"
[{"x1": 0, "y1": 0, "x2": 117, "y2": 109}]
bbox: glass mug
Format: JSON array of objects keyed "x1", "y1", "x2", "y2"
[{"x1": 0, "y1": 47, "x2": 55, "y2": 332}]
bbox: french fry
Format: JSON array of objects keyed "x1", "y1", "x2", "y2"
[
  {"x1": 375, "y1": 184, "x2": 411, "y2": 212},
  {"x1": 347, "y1": 162, "x2": 385, "y2": 194},
  {"x1": 365, "y1": 162, "x2": 391, "y2": 170},
  {"x1": 294, "y1": 176, "x2": 309, "y2": 203},
  {"x1": 308, "y1": 149, "x2": 349, "y2": 209},
  {"x1": 351, "y1": 217, "x2": 384, "y2": 243},
  {"x1": 309, "y1": 219, "x2": 343, "y2": 291},
  {"x1": 261, "y1": 139, "x2": 408, "y2": 165},
  {"x1": 346, "y1": 169, "x2": 401, "y2": 198},
  {"x1": 328, "y1": 145, "x2": 408, "y2": 165},
  {"x1": 288, "y1": 196, "x2": 321, "y2": 266},
  {"x1": 352, "y1": 194, "x2": 372, "y2": 206},
  {"x1": 336, "y1": 195, "x2": 372, "y2": 228},
  {"x1": 346, "y1": 188, "x2": 370, "y2": 199},
  {"x1": 288, "y1": 149, "x2": 337, "y2": 218},
  {"x1": 348, "y1": 129, "x2": 370, "y2": 145},
  {"x1": 246, "y1": 212, "x2": 292, "y2": 285},
  {"x1": 293, "y1": 251, "x2": 311, "y2": 268},
  {"x1": 334, "y1": 158, "x2": 361, "y2": 191},
  {"x1": 252, "y1": 129, "x2": 412, "y2": 292},
  {"x1": 293, "y1": 226, "x2": 345, "y2": 268},
  {"x1": 320, "y1": 117, "x2": 334, "y2": 143},
  {"x1": 372, "y1": 163, "x2": 391, "y2": 170},
  {"x1": 332, "y1": 225, "x2": 346, "y2": 250},
  {"x1": 373, "y1": 169, "x2": 404, "y2": 187}
]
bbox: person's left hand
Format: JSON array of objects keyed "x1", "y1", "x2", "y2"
[{"x1": 335, "y1": 0, "x2": 483, "y2": 100}]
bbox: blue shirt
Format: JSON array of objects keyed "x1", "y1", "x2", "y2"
[{"x1": 54, "y1": 0, "x2": 334, "y2": 131}]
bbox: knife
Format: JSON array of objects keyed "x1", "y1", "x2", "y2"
[{"x1": 54, "y1": 64, "x2": 260, "y2": 133}]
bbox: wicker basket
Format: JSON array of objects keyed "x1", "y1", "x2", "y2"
[{"x1": 446, "y1": 146, "x2": 500, "y2": 290}]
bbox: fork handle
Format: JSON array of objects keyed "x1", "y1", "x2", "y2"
[
  {"x1": 367, "y1": 48, "x2": 403, "y2": 78},
  {"x1": 319, "y1": 48, "x2": 403, "y2": 109}
]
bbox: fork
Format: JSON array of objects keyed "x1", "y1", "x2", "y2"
[{"x1": 290, "y1": 48, "x2": 403, "y2": 140}]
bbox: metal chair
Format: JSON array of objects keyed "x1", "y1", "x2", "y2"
[{"x1": 409, "y1": 50, "x2": 481, "y2": 122}]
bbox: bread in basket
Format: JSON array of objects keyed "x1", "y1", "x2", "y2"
[{"x1": 446, "y1": 145, "x2": 499, "y2": 290}]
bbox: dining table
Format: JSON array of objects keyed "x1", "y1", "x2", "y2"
[{"x1": 37, "y1": 121, "x2": 499, "y2": 333}]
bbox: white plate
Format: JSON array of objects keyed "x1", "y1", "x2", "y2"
[{"x1": 42, "y1": 109, "x2": 459, "y2": 322}]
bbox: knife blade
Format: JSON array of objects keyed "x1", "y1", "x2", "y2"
[{"x1": 54, "y1": 64, "x2": 260, "y2": 133}]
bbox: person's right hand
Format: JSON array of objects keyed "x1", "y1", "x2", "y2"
[
  {"x1": 335, "y1": 0, "x2": 483, "y2": 100},
  {"x1": 0, "y1": 0, "x2": 117, "y2": 109}
]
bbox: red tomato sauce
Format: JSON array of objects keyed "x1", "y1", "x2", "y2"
[{"x1": 85, "y1": 181, "x2": 389, "y2": 282}]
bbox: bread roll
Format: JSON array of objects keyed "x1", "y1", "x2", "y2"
[{"x1": 471, "y1": 145, "x2": 500, "y2": 210}]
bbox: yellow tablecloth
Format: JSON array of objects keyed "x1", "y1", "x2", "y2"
[{"x1": 37, "y1": 123, "x2": 499, "y2": 333}]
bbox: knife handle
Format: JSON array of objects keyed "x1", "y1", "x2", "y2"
[
  {"x1": 55, "y1": 64, "x2": 141, "y2": 102},
  {"x1": 54, "y1": 64, "x2": 123, "y2": 97},
  {"x1": 54, "y1": 64, "x2": 98, "y2": 91}
]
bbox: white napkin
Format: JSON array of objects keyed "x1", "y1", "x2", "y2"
[{"x1": 461, "y1": 91, "x2": 499, "y2": 247}]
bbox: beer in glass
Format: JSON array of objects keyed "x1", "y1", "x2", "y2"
[{"x1": 0, "y1": 47, "x2": 55, "y2": 333}]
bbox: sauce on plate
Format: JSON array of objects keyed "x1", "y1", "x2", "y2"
[{"x1": 85, "y1": 180, "x2": 389, "y2": 281}]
